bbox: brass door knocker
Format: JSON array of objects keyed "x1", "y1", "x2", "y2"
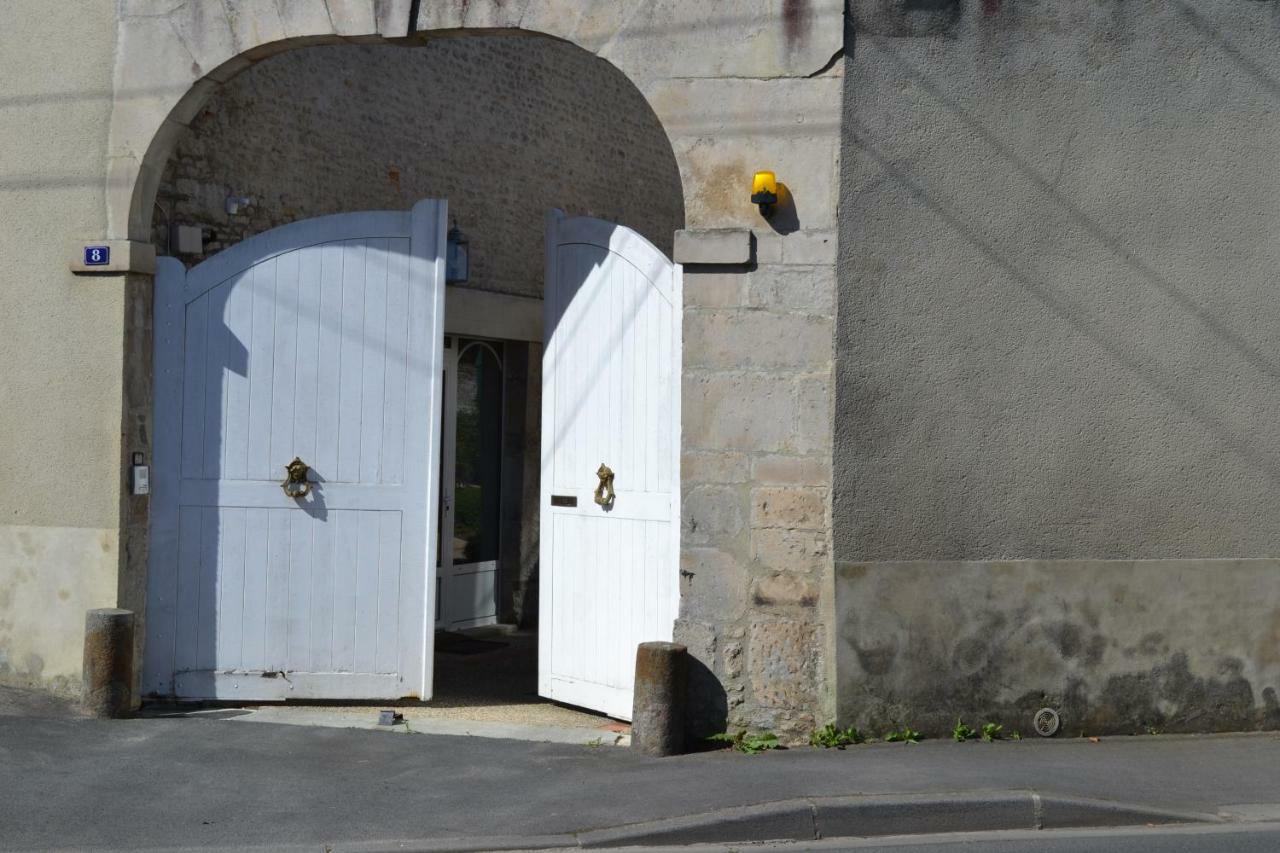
[
  {"x1": 281, "y1": 457, "x2": 312, "y2": 499},
  {"x1": 593, "y1": 463, "x2": 615, "y2": 508}
]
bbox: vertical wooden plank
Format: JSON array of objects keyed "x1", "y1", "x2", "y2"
[
  {"x1": 331, "y1": 509, "x2": 359, "y2": 672},
  {"x1": 621, "y1": 263, "x2": 638, "y2": 486},
  {"x1": 380, "y1": 241, "x2": 410, "y2": 484},
  {"x1": 202, "y1": 277, "x2": 235, "y2": 479},
  {"x1": 180, "y1": 294, "x2": 209, "y2": 479},
  {"x1": 336, "y1": 239, "x2": 368, "y2": 483},
  {"x1": 292, "y1": 245, "x2": 322, "y2": 466},
  {"x1": 354, "y1": 509, "x2": 381, "y2": 674},
  {"x1": 194, "y1": 506, "x2": 220, "y2": 672},
  {"x1": 222, "y1": 270, "x2": 255, "y2": 481},
  {"x1": 656, "y1": 292, "x2": 672, "y2": 494},
  {"x1": 646, "y1": 288, "x2": 661, "y2": 494},
  {"x1": 637, "y1": 280, "x2": 652, "y2": 492},
  {"x1": 314, "y1": 242, "x2": 345, "y2": 479},
  {"x1": 245, "y1": 257, "x2": 278, "y2": 480},
  {"x1": 309, "y1": 506, "x2": 336, "y2": 672},
  {"x1": 173, "y1": 507, "x2": 203, "y2": 674},
  {"x1": 240, "y1": 509, "x2": 270, "y2": 671},
  {"x1": 611, "y1": 252, "x2": 627, "y2": 484},
  {"x1": 264, "y1": 508, "x2": 292, "y2": 672},
  {"x1": 375, "y1": 511, "x2": 402, "y2": 674},
  {"x1": 359, "y1": 238, "x2": 389, "y2": 482},
  {"x1": 145, "y1": 258, "x2": 187, "y2": 695},
  {"x1": 216, "y1": 507, "x2": 248, "y2": 670},
  {"x1": 269, "y1": 249, "x2": 301, "y2": 471},
  {"x1": 286, "y1": 510, "x2": 313, "y2": 672}
]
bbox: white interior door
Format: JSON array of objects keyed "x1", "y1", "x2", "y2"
[
  {"x1": 144, "y1": 200, "x2": 447, "y2": 701},
  {"x1": 539, "y1": 211, "x2": 682, "y2": 720},
  {"x1": 436, "y1": 337, "x2": 501, "y2": 630}
]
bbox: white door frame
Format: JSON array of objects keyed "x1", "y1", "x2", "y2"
[
  {"x1": 435, "y1": 337, "x2": 503, "y2": 630},
  {"x1": 144, "y1": 200, "x2": 447, "y2": 701}
]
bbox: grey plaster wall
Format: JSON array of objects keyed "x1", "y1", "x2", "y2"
[
  {"x1": 153, "y1": 36, "x2": 683, "y2": 298},
  {"x1": 836, "y1": 559, "x2": 1280, "y2": 736},
  {"x1": 835, "y1": 0, "x2": 1280, "y2": 562}
]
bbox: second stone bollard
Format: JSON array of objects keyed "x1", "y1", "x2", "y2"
[
  {"x1": 82, "y1": 608, "x2": 135, "y2": 718},
  {"x1": 631, "y1": 641, "x2": 688, "y2": 756}
]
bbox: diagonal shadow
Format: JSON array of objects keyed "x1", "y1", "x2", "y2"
[
  {"x1": 865, "y1": 34, "x2": 1280, "y2": 384},
  {"x1": 845, "y1": 115, "x2": 1280, "y2": 489}
]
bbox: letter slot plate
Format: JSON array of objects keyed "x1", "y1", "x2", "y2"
[{"x1": 550, "y1": 495, "x2": 577, "y2": 507}]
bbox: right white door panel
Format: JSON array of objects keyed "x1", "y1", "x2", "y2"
[{"x1": 539, "y1": 212, "x2": 682, "y2": 720}]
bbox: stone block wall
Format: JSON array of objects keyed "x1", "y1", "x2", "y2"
[
  {"x1": 152, "y1": 36, "x2": 684, "y2": 298},
  {"x1": 677, "y1": 229, "x2": 838, "y2": 742}
]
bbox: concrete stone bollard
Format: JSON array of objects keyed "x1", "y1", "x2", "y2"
[
  {"x1": 631, "y1": 641, "x2": 688, "y2": 756},
  {"x1": 82, "y1": 608, "x2": 135, "y2": 718}
]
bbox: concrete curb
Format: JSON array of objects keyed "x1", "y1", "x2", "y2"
[
  {"x1": 574, "y1": 791, "x2": 1221, "y2": 849},
  {"x1": 90, "y1": 790, "x2": 1221, "y2": 853}
]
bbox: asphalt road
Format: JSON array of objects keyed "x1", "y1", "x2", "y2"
[{"x1": 2, "y1": 704, "x2": 1279, "y2": 851}]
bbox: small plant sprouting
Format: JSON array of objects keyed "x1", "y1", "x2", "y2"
[
  {"x1": 1010, "y1": 731, "x2": 1023, "y2": 741},
  {"x1": 884, "y1": 725, "x2": 922, "y2": 744},
  {"x1": 981, "y1": 722, "x2": 1003, "y2": 742},
  {"x1": 810, "y1": 723, "x2": 865, "y2": 749},
  {"x1": 952, "y1": 718, "x2": 977, "y2": 742},
  {"x1": 708, "y1": 730, "x2": 780, "y2": 755},
  {"x1": 585, "y1": 737, "x2": 604, "y2": 748}
]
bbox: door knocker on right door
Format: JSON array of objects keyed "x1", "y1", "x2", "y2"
[{"x1": 594, "y1": 463, "x2": 615, "y2": 508}]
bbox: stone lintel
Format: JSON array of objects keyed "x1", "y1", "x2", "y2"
[{"x1": 674, "y1": 229, "x2": 752, "y2": 266}]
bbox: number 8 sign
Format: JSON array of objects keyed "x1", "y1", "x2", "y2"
[{"x1": 83, "y1": 246, "x2": 110, "y2": 266}]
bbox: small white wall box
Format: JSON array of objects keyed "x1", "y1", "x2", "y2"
[
  {"x1": 170, "y1": 224, "x2": 203, "y2": 255},
  {"x1": 131, "y1": 453, "x2": 149, "y2": 496}
]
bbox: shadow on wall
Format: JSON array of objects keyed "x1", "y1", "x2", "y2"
[{"x1": 834, "y1": 2, "x2": 1280, "y2": 562}]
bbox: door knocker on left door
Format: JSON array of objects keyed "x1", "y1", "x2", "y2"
[
  {"x1": 594, "y1": 463, "x2": 615, "y2": 508},
  {"x1": 281, "y1": 457, "x2": 312, "y2": 499}
]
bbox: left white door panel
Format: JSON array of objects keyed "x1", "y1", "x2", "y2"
[{"x1": 145, "y1": 201, "x2": 447, "y2": 701}]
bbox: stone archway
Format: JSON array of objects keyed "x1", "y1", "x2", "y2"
[{"x1": 111, "y1": 0, "x2": 846, "y2": 741}]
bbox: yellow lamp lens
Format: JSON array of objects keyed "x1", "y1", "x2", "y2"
[{"x1": 752, "y1": 171, "x2": 777, "y2": 196}]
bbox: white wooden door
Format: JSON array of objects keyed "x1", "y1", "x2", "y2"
[
  {"x1": 144, "y1": 200, "x2": 447, "y2": 701},
  {"x1": 539, "y1": 211, "x2": 682, "y2": 720}
]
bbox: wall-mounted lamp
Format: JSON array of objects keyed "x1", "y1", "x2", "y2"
[
  {"x1": 751, "y1": 170, "x2": 779, "y2": 218},
  {"x1": 446, "y1": 221, "x2": 470, "y2": 284},
  {"x1": 225, "y1": 195, "x2": 253, "y2": 216}
]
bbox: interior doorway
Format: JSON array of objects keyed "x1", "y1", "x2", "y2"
[{"x1": 436, "y1": 336, "x2": 506, "y2": 631}]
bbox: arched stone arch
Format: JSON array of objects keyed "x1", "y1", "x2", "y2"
[{"x1": 109, "y1": 0, "x2": 843, "y2": 242}]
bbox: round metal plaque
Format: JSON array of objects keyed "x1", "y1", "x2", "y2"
[{"x1": 1033, "y1": 707, "x2": 1061, "y2": 738}]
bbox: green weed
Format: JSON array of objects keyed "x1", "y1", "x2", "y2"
[
  {"x1": 810, "y1": 723, "x2": 865, "y2": 749},
  {"x1": 884, "y1": 726, "x2": 922, "y2": 744},
  {"x1": 708, "y1": 730, "x2": 780, "y2": 755}
]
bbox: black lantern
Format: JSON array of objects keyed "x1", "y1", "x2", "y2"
[{"x1": 446, "y1": 222, "x2": 470, "y2": 284}]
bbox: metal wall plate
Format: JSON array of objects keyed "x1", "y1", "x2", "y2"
[{"x1": 1033, "y1": 707, "x2": 1061, "y2": 737}]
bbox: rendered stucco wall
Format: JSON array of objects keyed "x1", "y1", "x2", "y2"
[
  {"x1": 835, "y1": 0, "x2": 1280, "y2": 734},
  {"x1": 0, "y1": 2, "x2": 121, "y2": 694},
  {"x1": 151, "y1": 38, "x2": 684, "y2": 298}
]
